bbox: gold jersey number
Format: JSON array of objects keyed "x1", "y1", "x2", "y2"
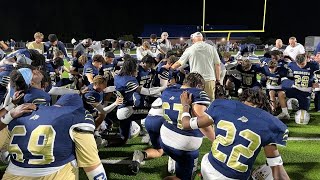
[
  {"x1": 211, "y1": 120, "x2": 261, "y2": 172},
  {"x1": 9, "y1": 125, "x2": 56, "y2": 165}
]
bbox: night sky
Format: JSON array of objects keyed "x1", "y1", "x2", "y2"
[{"x1": 2, "y1": 0, "x2": 320, "y2": 43}]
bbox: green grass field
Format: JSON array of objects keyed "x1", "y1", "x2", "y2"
[
  {"x1": 78, "y1": 108, "x2": 320, "y2": 180},
  {"x1": 0, "y1": 105, "x2": 318, "y2": 179}
]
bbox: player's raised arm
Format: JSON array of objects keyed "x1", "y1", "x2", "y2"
[
  {"x1": 264, "y1": 144, "x2": 290, "y2": 180},
  {"x1": 180, "y1": 91, "x2": 214, "y2": 129}
]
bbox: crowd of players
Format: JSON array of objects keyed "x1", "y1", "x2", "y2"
[{"x1": 0, "y1": 31, "x2": 319, "y2": 180}]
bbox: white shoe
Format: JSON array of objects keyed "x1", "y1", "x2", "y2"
[
  {"x1": 141, "y1": 134, "x2": 150, "y2": 144},
  {"x1": 277, "y1": 112, "x2": 290, "y2": 120},
  {"x1": 95, "y1": 136, "x2": 108, "y2": 148},
  {"x1": 131, "y1": 150, "x2": 145, "y2": 174},
  {"x1": 168, "y1": 156, "x2": 176, "y2": 174}
]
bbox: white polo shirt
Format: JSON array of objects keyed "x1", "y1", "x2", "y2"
[
  {"x1": 283, "y1": 43, "x2": 305, "y2": 60},
  {"x1": 178, "y1": 41, "x2": 221, "y2": 81}
]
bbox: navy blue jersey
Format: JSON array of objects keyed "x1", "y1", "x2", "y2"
[
  {"x1": 150, "y1": 41, "x2": 159, "y2": 54},
  {"x1": 8, "y1": 97, "x2": 94, "y2": 168},
  {"x1": 71, "y1": 59, "x2": 84, "y2": 74},
  {"x1": 153, "y1": 67, "x2": 171, "y2": 87},
  {"x1": 236, "y1": 64, "x2": 262, "y2": 88},
  {"x1": 136, "y1": 65, "x2": 156, "y2": 88},
  {"x1": 24, "y1": 87, "x2": 51, "y2": 106},
  {"x1": 82, "y1": 84, "x2": 103, "y2": 113},
  {"x1": 161, "y1": 84, "x2": 210, "y2": 137},
  {"x1": 0, "y1": 65, "x2": 13, "y2": 87},
  {"x1": 115, "y1": 75, "x2": 140, "y2": 108},
  {"x1": 5, "y1": 49, "x2": 31, "y2": 59},
  {"x1": 100, "y1": 59, "x2": 118, "y2": 76},
  {"x1": 83, "y1": 62, "x2": 100, "y2": 85},
  {"x1": 287, "y1": 61, "x2": 319, "y2": 92},
  {"x1": 206, "y1": 99, "x2": 288, "y2": 179},
  {"x1": 261, "y1": 66, "x2": 288, "y2": 90}
]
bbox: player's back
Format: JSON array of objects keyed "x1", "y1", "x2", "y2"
[
  {"x1": 161, "y1": 84, "x2": 210, "y2": 137},
  {"x1": 115, "y1": 75, "x2": 140, "y2": 108},
  {"x1": 8, "y1": 103, "x2": 92, "y2": 170},
  {"x1": 206, "y1": 99, "x2": 288, "y2": 179}
]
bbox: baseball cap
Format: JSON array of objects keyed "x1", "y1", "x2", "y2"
[
  {"x1": 105, "y1": 51, "x2": 115, "y2": 58},
  {"x1": 190, "y1": 32, "x2": 203, "y2": 39}
]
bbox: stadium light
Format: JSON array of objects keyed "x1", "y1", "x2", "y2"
[{"x1": 180, "y1": 37, "x2": 184, "y2": 41}]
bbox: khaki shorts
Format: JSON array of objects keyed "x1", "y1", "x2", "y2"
[{"x1": 204, "y1": 80, "x2": 215, "y2": 101}]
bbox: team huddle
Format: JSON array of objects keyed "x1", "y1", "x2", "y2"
[{"x1": 0, "y1": 31, "x2": 318, "y2": 180}]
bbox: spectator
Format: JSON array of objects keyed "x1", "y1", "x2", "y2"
[
  {"x1": 157, "y1": 32, "x2": 172, "y2": 54},
  {"x1": 27, "y1": 32, "x2": 45, "y2": 54},
  {"x1": 9, "y1": 39, "x2": 16, "y2": 51},
  {"x1": 74, "y1": 38, "x2": 93, "y2": 58},
  {"x1": 171, "y1": 32, "x2": 221, "y2": 101},
  {"x1": 136, "y1": 41, "x2": 154, "y2": 61},
  {"x1": 44, "y1": 34, "x2": 69, "y2": 60},
  {"x1": 271, "y1": 39, "x2": 283, "y2": 51},
  {"x1": 283, "y1": 37, "x2": 305, "y2": 60},
  {"x1": 314, "y1": 41, "x2": 320, "y2": 55}
]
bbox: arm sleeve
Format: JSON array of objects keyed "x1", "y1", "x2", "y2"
[
  {"x1": 177, "y1": 48, "x2": 191, "y2": 66},
  {"x1": 73, "y1": 131, "x2": 101, "y2": 167}
]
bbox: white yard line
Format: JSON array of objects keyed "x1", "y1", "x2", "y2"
[{"x1": 288, "y1": 137, "x2": 320, "y2": 141}]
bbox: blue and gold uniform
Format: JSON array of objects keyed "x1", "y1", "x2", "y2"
[
  {"x1": 160, "y1": 84, "x2": 210, "y2": 180},
  {"x1": 236, "y1": 64, "x2": 262, "y2": 88},
  {"x1": 205, "y1": 99, "x2": 288, "y2": 180},
  {"x1": 282, "y1": 61, "x2": 319, "y2": 110},
  {"x1": 4, "y1": 94, "x2": 98, "y2": 179}
]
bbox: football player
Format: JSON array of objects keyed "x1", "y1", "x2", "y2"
[
  {"x1": 83, "y1": 54, "x2": 104, "y2": 85},
  {"x1": 180, "y1": 88, "x2": 290, "y2": 180},
  {"x1": 160, "y1": 73, "x2": 214, "y2": 180},
  {"x1": 261, "y1": 60, "x2": 288, "y2": 114},
  {"x1": 280, "y1": 54, "x2": 319, "y2": 119},
  {"x1": 114, "y1": 58, "x2": 165, "y2": 146},
  {"x1": 2, "y1": 94, "x2": 107, "y2": 180}
]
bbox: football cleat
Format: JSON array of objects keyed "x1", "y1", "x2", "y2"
[
  {"x1": 276, "y1": 112, "x2": 290, "y2": 120},
  {"x1": 168, "y1": 156, "x2": 176, "y2": 174},
  {"x1": 130, "y1": 150, "x2": 144, "y2": 174}
]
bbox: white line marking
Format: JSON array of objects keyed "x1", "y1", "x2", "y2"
[{"x1": 288, "y1": 137, "x2": 320, "y2": 141}]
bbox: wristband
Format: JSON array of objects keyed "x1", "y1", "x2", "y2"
[
  {"x1": 181, "y1": 112, "x2": 191, "y2": 119},
  {"x1": 266, "y1": 156, "x2": 283, "y2": 166},
  {"x1": 189, "y1": 117, "x2": 199, "y2": 129},
  {"x1": 4, "y1": 103, "x2": 15, "y2": 112},
  {"x1": 1, "y1": 112, "x2": 13, "y2": 125}
]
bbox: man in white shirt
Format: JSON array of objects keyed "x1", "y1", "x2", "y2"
[
  {"x1": 283, "y1": 37, "x2": 305, "y2": 60},
  {"x1": 171, "y1": 32, "x2": 221, "y2": 101},
  {"x1": 271, "y1": 39, "x2": 283, "y2": 51}
]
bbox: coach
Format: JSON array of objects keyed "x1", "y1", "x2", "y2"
[{"x1": 171, "y1": 32, "x2": 221, "y2": 101}]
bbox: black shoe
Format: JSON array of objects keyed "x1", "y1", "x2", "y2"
[{"x1": 130, "y1": 161, "x2": 140, "y2": 175}]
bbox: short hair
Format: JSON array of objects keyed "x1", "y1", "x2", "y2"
[
  {"x1": 289, "y1": 37, "x2": 296, "y2": 41},
  {"x1": 141, "y1": 55, "x2": 155, "y2": 65},
  {"x1": 161, "y1": 32, "x2": 169, "y2": 37},
  {"x1": 54, "y1": 50, "x2": 64, "y2": 57},
  {"x1": 48, "y1": 34, "x2": 58, "y2": 42},
  {"x1": 166, "y1": 50, "x2": 176, "y2": 58},
  {"x1": 270, "y1": 50, "x2": 282, "y2": 57},
  {"x1": 78, "y1": 55, "x2": 88, "y2": 64},
  {"x1": 93, "y1": 75, "x2": 107, "y2": 86},
  {"x1": 150, "y1": 34, "x2": 157, "y2": 39},
  {"x1": 34, "y1": 32, "x2": 44, "y2": 39},
  {"x1": 167, "y1": 55, "x2": 178, "y2": 64},
  {"x1": 92, "y1": 54, "x2": 104, "y2": 63},
  {"x1": 119, "y1": 58, "x2": 137, "y2": 76},
  {"x1": 268, "y1": 60, "x2": 278, "y2": 68},
  {"x1": 296, "y1": 54, "x2": 306, "y2": 64},
  {"x1": 223, "y1": 52, "x2": 231, "y2": 58},
  {"x1": 183, "y1": 72, "x2": 205, "y2": 89}
]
